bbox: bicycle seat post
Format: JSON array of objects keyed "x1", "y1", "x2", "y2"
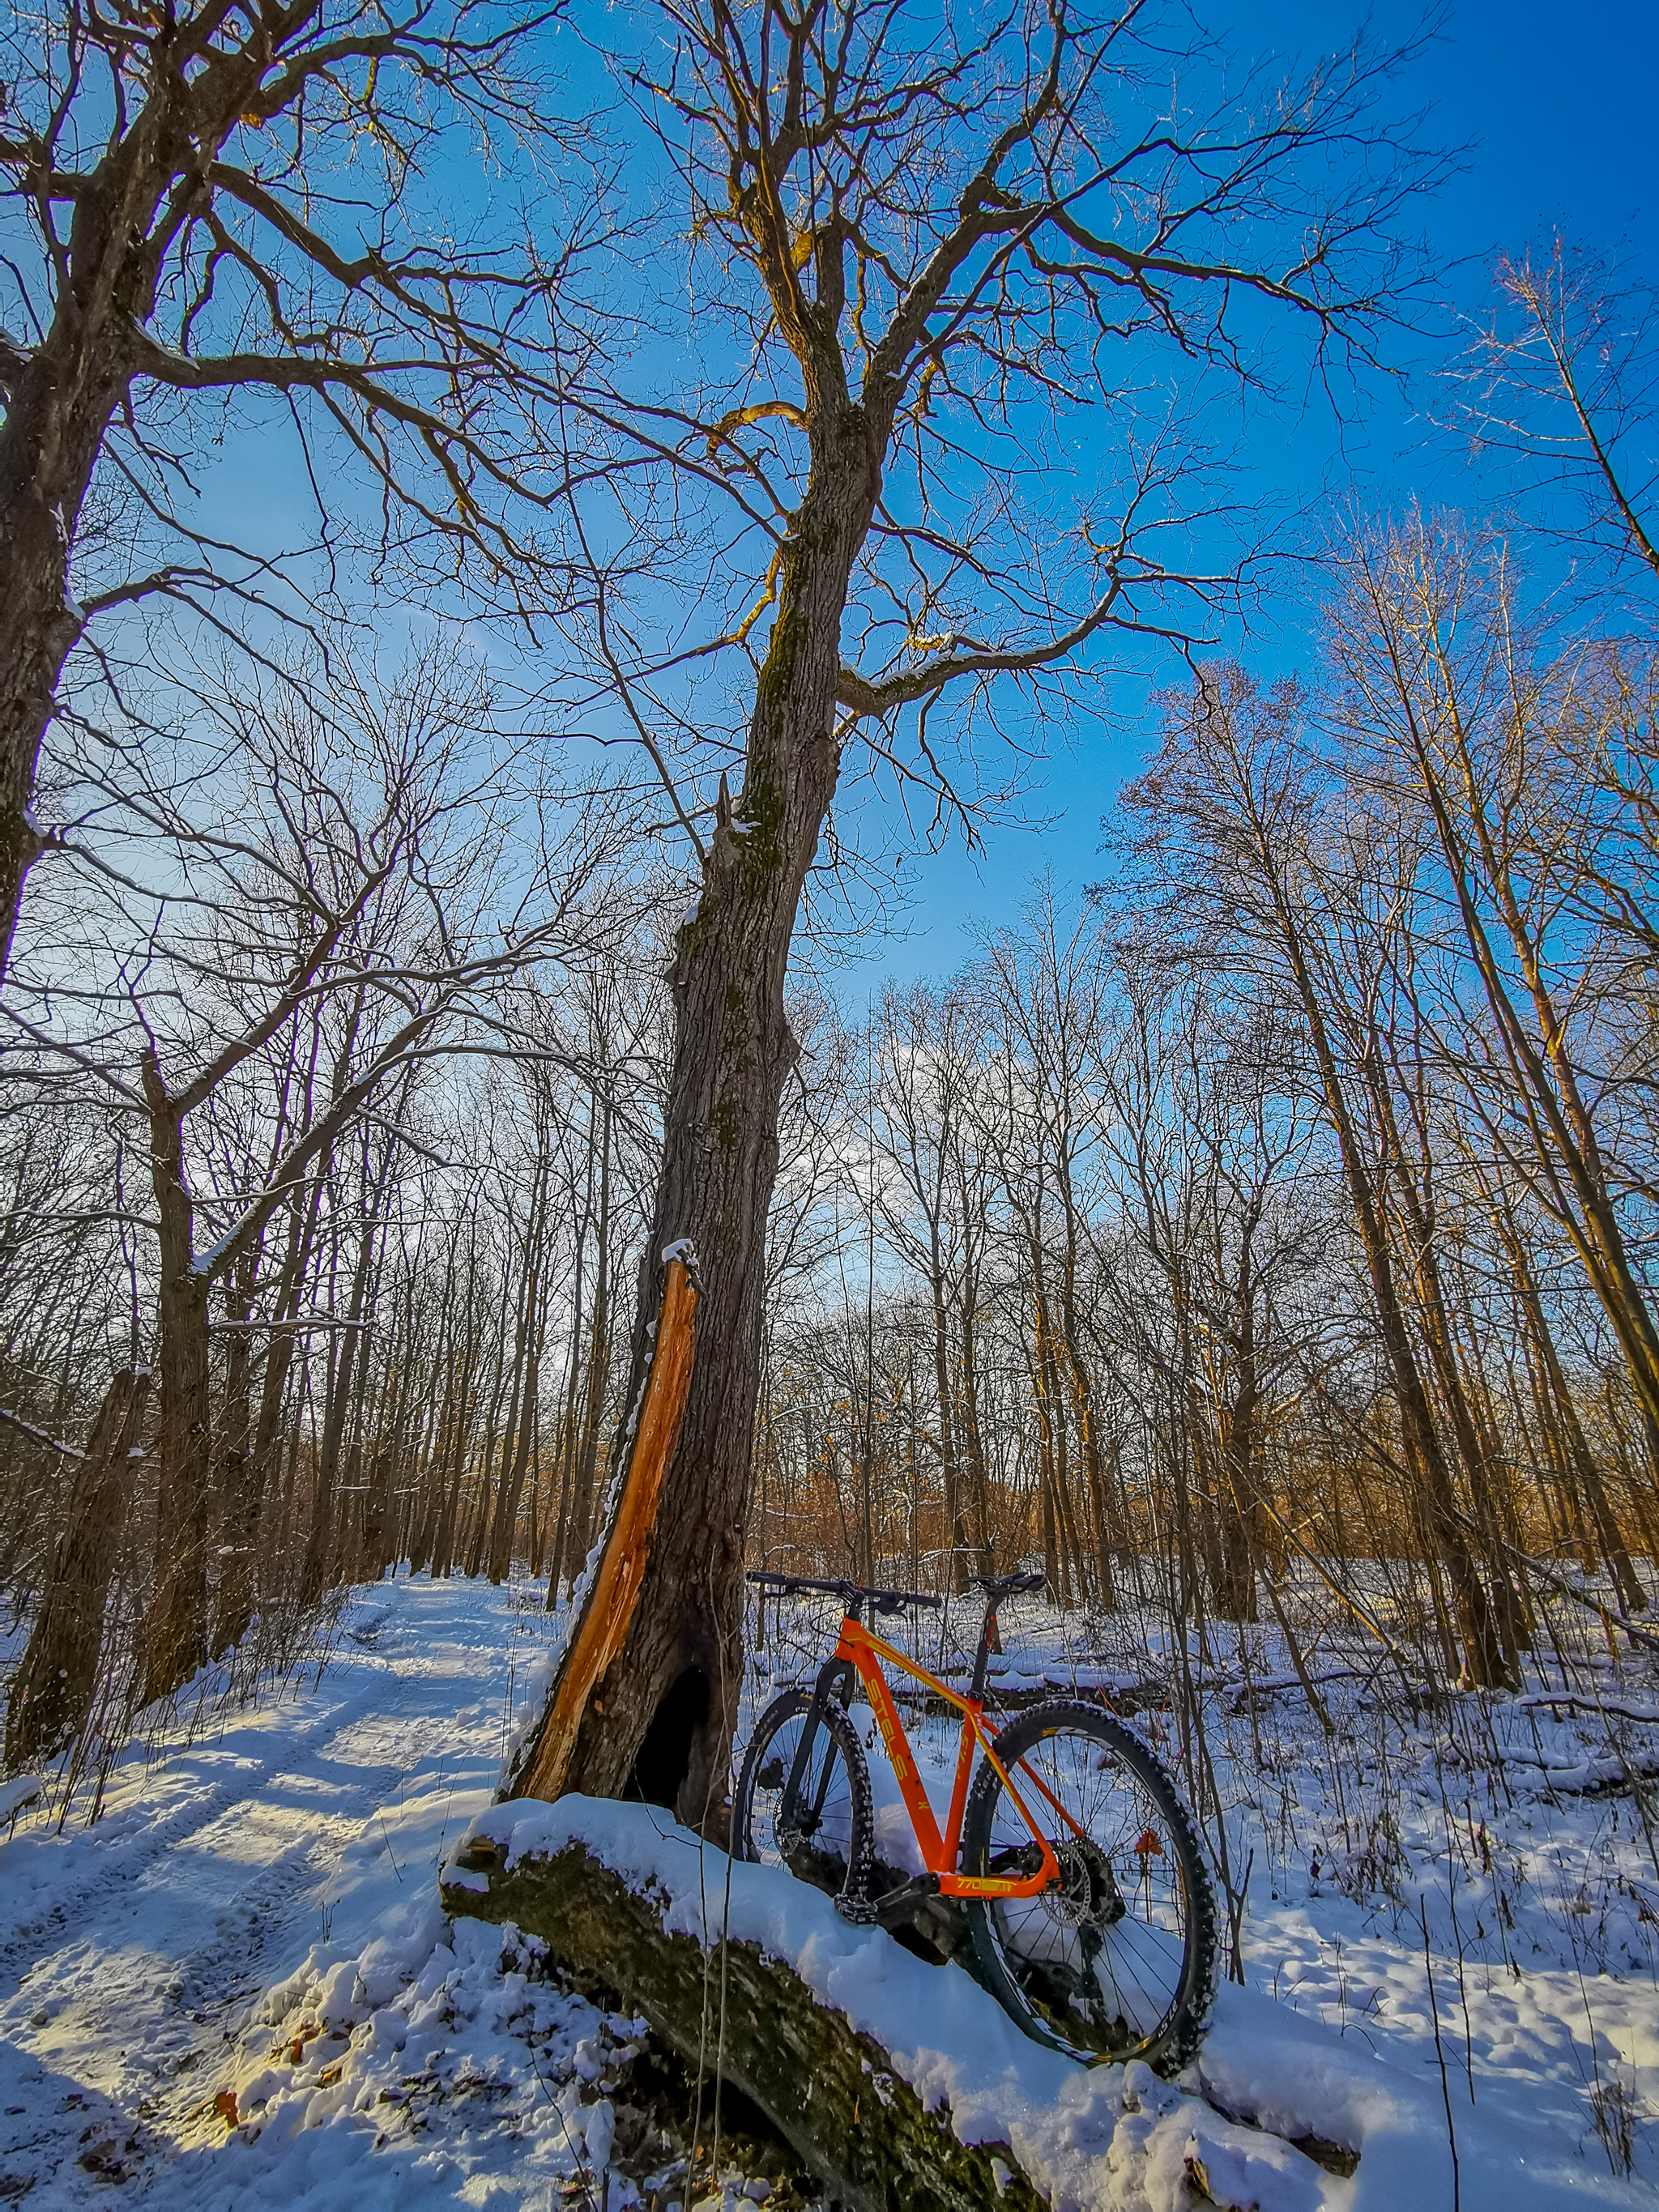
[{"x1": 969, "y1": 1593, "x2": 1000, "y2": 1702}]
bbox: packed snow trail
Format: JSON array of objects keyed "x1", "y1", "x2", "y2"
[
  {"x1": 2, "y1": 1574, "x2": 1657, "y2": 2209},
  {"x1": 1, "y1": 1579, "x2": 543, "y2": 2206}
]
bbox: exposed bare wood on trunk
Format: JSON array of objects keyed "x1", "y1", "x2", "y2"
[{"x1": 512, "y1": 1255, "x2": 699, "y2": 1805}]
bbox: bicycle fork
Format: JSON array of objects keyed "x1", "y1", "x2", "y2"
[
  {"x1": 777, "y1": 1652, "x2": 857, "y2": 1865},
  {"x1": 773, "y1": 1654, "x2": 923, "y2": 1924}
]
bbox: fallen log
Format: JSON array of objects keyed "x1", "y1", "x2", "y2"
[
  {"x1": 442, "y1": 1800, "x2": 1360, "y2": 2212},
  {"x1": 442, "y1": 1798, "x2": 1044, "y2": 2212}
]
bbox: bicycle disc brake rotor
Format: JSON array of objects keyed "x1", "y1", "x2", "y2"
[
  {"x1": 770, "y1": 1745, "x2": 832, "y2": 1872},
  {"x1": 1051, "y1": 1835, "x2": 1125, "y2": 1933}
]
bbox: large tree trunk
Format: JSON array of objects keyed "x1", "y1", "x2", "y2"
[
  {"x1": 4, "y1": 1370, "x2": 150, "y2": 1771},
  {"x1": 0, "y1": 329, "x2": 124, "y2": 978},
  {"x1": 514, "y1": 434, "x2": 872, "y2": 1826},
  {"x1": 0, "y1": 47, "x2": 207, "y2": 977}
]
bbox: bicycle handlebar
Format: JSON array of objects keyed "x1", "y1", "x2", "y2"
[{"x1": 746, "y1": 1569, "x2": 943, "y2": 1615}]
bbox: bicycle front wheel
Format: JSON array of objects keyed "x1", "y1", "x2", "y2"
[
  {"x1": 734, "y1": 1688, "x2": 872, "y2": 1904},
  {"x1": 961, "y1": 1699, "x2": 1216, "y2": 2070}
]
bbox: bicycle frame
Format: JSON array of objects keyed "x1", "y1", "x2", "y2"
[{"x1": 787, "y1": 1606, "x2": 1074, "y2": 1901}]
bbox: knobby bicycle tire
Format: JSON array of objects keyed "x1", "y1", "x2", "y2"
[
  {"x1": 961, "y1": 1698, "x2": 1217, "y2": 2070},
  {"x1": 733, "y1": 1687, "x2": 873, "y2": 1904}
]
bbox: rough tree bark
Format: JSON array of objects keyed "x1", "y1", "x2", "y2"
[
  {"x1": 0, "y1": 279, "x2": 126, "y2": 975},
  {"x1": 512, "y1": 368, "x2": 892, "y2": 1828},
  {"x1": 512, "y1": 0, "x2": 1439, "y2": 1808},
  {"x1": 4, "y1": 1370, "x2": 151, "y2": 1771}
]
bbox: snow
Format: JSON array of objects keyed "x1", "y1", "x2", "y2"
[
  {"x1": 457, "y1": 1792, "x2": 1652, "y2": 2210},
  {"x1": 3, "y1": 1574, "x2": 1658, "y2": 2209},
  {"x1": 0, "y1": 1774, "x2": 42, "y2": 1831}
]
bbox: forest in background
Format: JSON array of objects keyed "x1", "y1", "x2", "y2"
[
  {"x1": 0, "y1": 0, "x2": 1657, "y2": 1855},
  {"x1": 5, "y1": 386, "x2": 1658, "y2": 1803}
]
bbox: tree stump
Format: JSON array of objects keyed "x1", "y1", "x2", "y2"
[{"x1": 441, "y1": 1811, "x2": 1043, "y2": 2212}]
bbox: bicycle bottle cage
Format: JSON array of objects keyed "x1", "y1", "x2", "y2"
[{"x1": 746, "y1": 1570, "x2": 943, "y2": 1617}]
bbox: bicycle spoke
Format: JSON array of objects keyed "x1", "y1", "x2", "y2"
[
  {"x1": 964, "y1": 1703, "x2": 1215, "y2": 2068},
  {"x1": 735, "y1": 1690, "x2": 871, "y2": 1906}
]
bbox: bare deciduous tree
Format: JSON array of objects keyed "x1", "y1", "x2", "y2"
[
  {"x1": 6, "y1": 638, "x2": 625, "y2": 1701},
  {"x1": 0, "y1": 0, "x2": 608, "y2": 972},
  {"x1": 524, "y1": 0, "x2": 1444, "y2": 1825}
]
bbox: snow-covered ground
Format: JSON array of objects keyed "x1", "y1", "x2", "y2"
[{"x1": 1, "y1": 1572, "x2": 1657, "y2": 2209}]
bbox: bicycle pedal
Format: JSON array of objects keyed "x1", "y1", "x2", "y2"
[
  {"x1": 837, "y1": 1873, "x2": 940, "y2": 1928},
  {"x1": 834, "y1": 1894, "x2": 881, "y2": 1926}
]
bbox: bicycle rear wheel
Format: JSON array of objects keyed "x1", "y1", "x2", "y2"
[
  {"x1": 734, "y1": 1688, "x2": 872, "y2": 1903},
  {"x1": 961, "y1": 1699, "x2": 1216, "y2": 2069}
]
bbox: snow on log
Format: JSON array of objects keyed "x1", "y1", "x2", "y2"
[
  {"x1": 440, "y1": 1798, "x2": 1338, "y2": 2212},
  {"x1": 442, "y1": 1798, "x2": 1043, "y2": 2212}
]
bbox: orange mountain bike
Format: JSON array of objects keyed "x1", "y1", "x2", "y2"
[{"x1": 735, "y1": 1570, "x2": 1217, "y2": 2070}]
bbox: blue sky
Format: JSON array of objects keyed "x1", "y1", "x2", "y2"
[
  {"x1": 834, "y1": 0, "x2": 1659, "y2": 995},
  {"x1": 110, "y1": 0, "x2": 1659, "y2": 1002}
]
